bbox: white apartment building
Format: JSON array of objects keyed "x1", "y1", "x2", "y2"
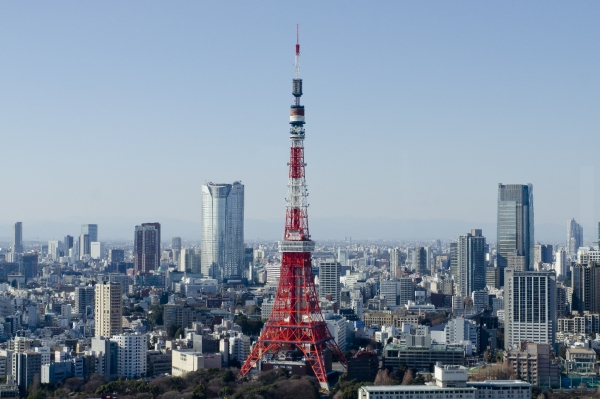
[
  {"x1": 95, "y1": 281, "x2": 122, "y2": 338},
  {"x1": 504, "y1": 270, "x2": 556, "y2": 350},
  {"x1": 325, "y1": 314, "x2": 347, "y2": 351},
  {"x1": 111, "y1": 333, "x2": 147, "y2": 379}
]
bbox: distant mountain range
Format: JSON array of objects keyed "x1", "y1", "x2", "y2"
[{"x1": 0, "y1": 216, "x2": 577, "y2": 244}]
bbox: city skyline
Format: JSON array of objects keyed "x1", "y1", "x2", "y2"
[{"x1": 0, "y1": 3, "x2": 599, "y2": 240}]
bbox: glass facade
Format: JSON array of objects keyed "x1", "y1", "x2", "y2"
[
  {"x1": 201, "y1": 182, "x2": 244, "y2": 282},
  {"x1": 497, "y1": 184, "x2": 534, "y2": 285}
]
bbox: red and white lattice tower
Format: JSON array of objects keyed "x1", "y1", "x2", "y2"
[{"x1": 239, "y1": 28, "x2": 347, "y2": 390}]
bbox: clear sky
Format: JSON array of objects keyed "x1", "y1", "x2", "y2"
[{"x1": 1, "y1": 2, "x2": 599, "y2": 240}]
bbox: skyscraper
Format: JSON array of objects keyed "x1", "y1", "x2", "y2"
[
  {"x1": 554, "y1": 249, "x2": 567, "y2": 278},
  {"x1": 567, "y1": 218, "x2": 583, "y2": 258},
  {"x1": 413, "y1": 247, "x2": 428, "y2": 275},
  {"x1": 179, "y1": 248, "x2": 195, "y2": 273},
  {"x1": 171, "y1": 237, "x2": 182, "y2": 265},
  {"x1": 79, "y1": 234, "x2": 90, "y2": 259},
  {"x1": 201, "y1": 181, "x2": 244, "y2": 282},
  {"x1": 504, "y1": 269, "x2": 556, "y2": 350},
  {"x1": 13, "y1": 222, "x2": 23, "y2": 254},
  {"x1": 456, "y1": 229, "x2": 487, "y2": 297},
  {"x1": 95, "y1": 281, "x2": 122, "y2": 338},
  {"x1": 497, "y1": 184, "x2": 534, "y2": 284},
  {"x1": 319, "y1": 261, "x2": 341, "y2": 304},
  {"x1": 571, "y1": 261, "x2": 600, "y2": 314},
  {"x1": 534, "y1": 244, "x2": 554, "y2": 265},
  {"x1": 81, "y1": 224, "x2": 98, "y2": 242},
  {"x1": 63, "y1": 235, "x2": 74, "y2": 253},
  {"x1": 134, "y1": 223, "x2": 161, "y2": 275},
  {"x1": 449, "y1": 242, "x2": 458, "y2": 279},
  {"x1": 21, "y1": 254, "x2": 38, "y2": 281},
  {"x1": 389, "y1": 248, "x2": 401, "y2": 279},
  {"x1": 75, "y1": 286, "x2": 95, "y2": 319}
]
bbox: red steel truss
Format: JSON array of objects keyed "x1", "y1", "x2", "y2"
[{"x1": 239, "y1": 30, "x2": 347, "y2": 390}]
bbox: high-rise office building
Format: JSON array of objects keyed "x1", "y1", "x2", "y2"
[
  {"x1": 379, "y1": 279, "x2": 398, "y2": 307},
  {"x1": 133, "y1": 223, "x2": 161, "y2": 275},
  {"x1": 201, "y1": 182, "x2": 244, "y2": 282},
  {"x1": 79, "y1": 234, "x2": 90, "y2": 259},
  {"x1": 63, "y1": 235, "x2": 74, "y2": 252},
  {"x1": 20, "y1": 254, "x2": 38, "y2": 281},
  {"x1": 12, "y1": 352, "x2": 41, "y2": 393},
  {"x1": 456, "y1": 229, "x2": 487, "y2": 297},
  {"x1": 338, "y1": 248, "x2": 348, "y2": 267},
  {"x1": 534, "y1": 244, "x2": 554, "y2": 265},
  {"x1": 497, "y1": 184, "x2": 534, "y2": 284},
  {"x1": 567, "y1": 219, "x2": 583, "y2": 258},
  {"x1": 504, "y1": 269, "x2": 556, "y2": 350},
  {"x1": 390, "y1": 248, "x2": 401, "y2": 279},
  {"x1": 554, "y1": 249, "x2": 567, "y2": 278},
  {"x1": 413, "y1": 247, "x2": 428, "y2": 275},
  {"x1": 319, "y1": 262, "x2": 341, "y2": 304},
  {"x1": 108, "y1": 249, "x2": 125, "y2": 264},
  {"x1": 81, "y1": 224, "x2": 98, "y2": 243},
  {"x1": 398, "y1": 277, "x2": 415, "y2": 307},
  {"x1": 171, "y1": 237, "x2": 182, "y2": 264},
  {"x1": 48, "y1": 240, "x2": 60, "y2": 260},
  {"x1": 95, "y1": 281, "x2": 123, "y2": 338},
  {"x1": 13, "y1": 222, "x2": 23, "y2": 254},
  {"x1": 75, "y1": 286, "x2": 95, "y2": 319},
  {"x1": 179, "y1": 248, "x2": 196, "y2": 273},
  {"x1": 571, "y1": 261, "x2": 600, "y2": 314},
  {"x1": 449, "y1": 242, "x2": 458, "y2": 279}
]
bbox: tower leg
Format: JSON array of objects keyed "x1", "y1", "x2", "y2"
[
  {"x1": 297, "y1": 343, "x2": 329, "y2": 390},
  {"x1": 240, "y1": 341, "x2": 277, "y2": 377}
]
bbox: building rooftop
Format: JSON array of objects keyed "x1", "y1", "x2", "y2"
[
  {"x1": 360, "y1": 386, "x2": 476, "y2": 392},
  {"x1": 384, "y1": 343, "x2": 464, "y2": 352}
]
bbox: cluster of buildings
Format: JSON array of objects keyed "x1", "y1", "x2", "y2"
[{"x1": 0, "y1": 181, "x2": 599, "y2": 396}]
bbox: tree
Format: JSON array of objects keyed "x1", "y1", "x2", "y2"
[
  {"x1": 191, "y1": 383, "x2": 207, "y2": 399},
  {"x1": 374, "y1": 369, "x2": 393, "y2": 385},
  {"x1": 174, "y1": 328, "x2": 183, "y2": 339},
  {"x1": 401, "y1": 369, "x2": 414, "y2": 385},
  {"x1": 148, "y1": 304, "x2": 164, "y2": 326},
  {"x1": 167, "y1": 324, "x2": 178, "y2": 339}
]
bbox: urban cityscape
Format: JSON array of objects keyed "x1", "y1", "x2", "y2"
[{"x1": 0, "y1": 3, "x2": 599, "y2": 399}]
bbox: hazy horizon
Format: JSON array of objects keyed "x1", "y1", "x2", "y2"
[{"x1": 1, "y1": 2, "x2": 599, "y2": 241}]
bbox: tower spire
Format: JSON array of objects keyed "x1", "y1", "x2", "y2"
[
  {"x1": 239, "y1": 29, "x2": 347, "y2": 391},
  {"x1": 295, "y1": 24, "x2": 300, "y2": 79}
]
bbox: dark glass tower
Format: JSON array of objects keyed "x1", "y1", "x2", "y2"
[{"x1": 497, "y1": 184, "x2": 534, "y2": 285}]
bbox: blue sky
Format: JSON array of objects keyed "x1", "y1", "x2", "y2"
[{"x1": 0, "y1": 2, "x2": 599, "y2": 240}]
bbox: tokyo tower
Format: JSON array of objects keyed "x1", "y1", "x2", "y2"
[{"x1": 239, "y1": 28, "x2": 347, "y2": 390}]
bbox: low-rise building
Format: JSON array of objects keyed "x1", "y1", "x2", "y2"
[
  {"x1": 358, "y1": 365, "x2": 531, "y2": 399},
  {"x1": 171, "y1": 350, "x2": 222, "y2": 376},
  {"x1": 383, "y1": 343, "x2": 466, "y2": 370},
  {"x1": 504, "y1": 342, "x2": 560, "y2": 387},
  {"x1": 557, "y1": 314, "x2": 600, "y2": 334},
  {"x1": 147, "y1": 351, "x2": 172, "y2": 377},
  {"x1": 347, "y1": 350, "x2": 378, "y2": 383},
  {"x1": 565, "y1": 348, "x2": 598, "y2": 375}
]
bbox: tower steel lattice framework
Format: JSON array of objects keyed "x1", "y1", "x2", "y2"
[{"x1": 239, "y1": 29, "x2": 347, "y2": 390}]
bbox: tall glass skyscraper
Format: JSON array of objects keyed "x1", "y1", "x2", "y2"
[
  {"x1": 13, "y1": 222, "x2": 23, "y2": 254},
  {"x1": 201, "y1": 181, "x2": 244, "y2": 282},
  {"x1": 497, "y1": 184, "x2": 534, "y2": 285},
  {"x1": 456, "y1": 229, "x2": 487, "y2": 297}
]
